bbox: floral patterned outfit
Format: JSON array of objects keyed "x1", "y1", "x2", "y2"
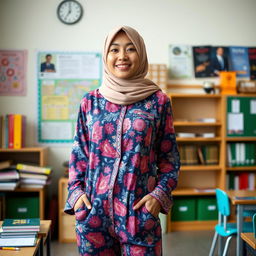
[{"x1": 64, "y1": 89, "x2": 180, "y2": 256}]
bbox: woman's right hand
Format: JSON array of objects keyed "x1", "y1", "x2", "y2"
[{"x1": 74, "y1": 194, "x2": 92, "y2": 212}]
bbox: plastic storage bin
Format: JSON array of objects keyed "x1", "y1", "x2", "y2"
[
  {"x1": 197, "y1": 197, "x2": 218, "y2": 220},
  {"x1": 171, "y1": 197, "x2": 197, "y2": 221}
]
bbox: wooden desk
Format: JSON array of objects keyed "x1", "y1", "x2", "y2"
[
  {"x1": 0, "y1": 237, "x2": 41, "y2": 256},
  {"x1": 0, "y1": 220, "x2": 51, "y2": 256},
  {"x1": 241, "y1": 233, "x2": 256, "y2": 250},
  {"x1": 227, "y1": 190, "x2": 256, "y2": 256}
]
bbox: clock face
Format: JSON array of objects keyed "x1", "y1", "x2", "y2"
[{"x1": 57, "y1": 0, "x2": 83, "y2": 25}]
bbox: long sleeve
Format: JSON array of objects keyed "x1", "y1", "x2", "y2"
[
  {"x1": 64, "y1": 103, "x2": 89, "y2": 215},
  {"x1": 150, "y1": 96, "x2": 180, "y2": 214}
]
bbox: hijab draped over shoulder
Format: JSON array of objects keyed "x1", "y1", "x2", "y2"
[{"x1": 99, "y1": 26, "x2": 160, "y2": 105}]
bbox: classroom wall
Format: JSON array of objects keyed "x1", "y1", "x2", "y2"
[{"x1": 0, "y1": 0, "x2": 256, "y2": 197}]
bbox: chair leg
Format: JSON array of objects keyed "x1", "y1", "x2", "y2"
[
  {"x1": 209, "y1": 231, "x2": 218, "y2": 256},
  {"x1": 222, "y1": 236, "x2": 233, "y2": 256}
]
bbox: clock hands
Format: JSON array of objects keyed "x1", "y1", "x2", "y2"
[{"x1": 65, "y1": 2, "x2": 72, "y2": 20}]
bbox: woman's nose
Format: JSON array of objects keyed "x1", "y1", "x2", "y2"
[{"x1": 118, "y1": 50, "x2": 128, "y2": 60}]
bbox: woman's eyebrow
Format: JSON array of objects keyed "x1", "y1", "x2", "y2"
[{"x1": 110, "y1": 42, "x2": 134, "y2": 47}]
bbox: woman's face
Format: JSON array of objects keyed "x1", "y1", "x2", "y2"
[{"x1": 107, "y1": 31, "x2": 140, "y2": 79}]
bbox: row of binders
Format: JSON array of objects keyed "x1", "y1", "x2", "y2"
[
  {"x1": 179, "y1": 144, "x2": 219, "y2": 165},
  {"x1": 226, "y1": 172, "x2": 255, "y2": 190},
  {"x1": 0, "y1": 218, "x2": 40, "y2": 247},
  {"x1": 0, "y1": 114, "x2": 26, "y2": 149},
  {"x1": 0, "y1": 161, "x2": 52, "y2": 190},
  {"x1": 227, "y1": 142, "x2": 256, "y2": 167}
]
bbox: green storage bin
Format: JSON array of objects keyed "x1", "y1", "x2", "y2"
[
  {"x1": 5, "y1": 194, "x2": 39, "y2": 218},
  {"x1": 197, "y1": 197, "x2": 218, "y2": 220},
  {"x1": 171, "y1": 197, "x2": 197, "y2": 221}
]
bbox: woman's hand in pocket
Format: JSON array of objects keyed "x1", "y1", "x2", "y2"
[
  {"x1": 133, "y1": 194, "x2": 161, "y2": 218},
  {"x1": 74, "y1": 194, "x2": 92, "y2": 212}
]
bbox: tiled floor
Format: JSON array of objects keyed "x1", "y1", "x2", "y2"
[{"x1": 50, "y1": 230, "x2": 237, "y2": 255}]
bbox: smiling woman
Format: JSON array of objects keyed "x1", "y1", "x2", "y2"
[{"x1": 64, "y1": 26, "x2": 180, "y2": 256}]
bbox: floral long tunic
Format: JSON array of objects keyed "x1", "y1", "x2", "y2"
[{"x1": 64, "y1": 89, "x2": 180, "y2": 253}]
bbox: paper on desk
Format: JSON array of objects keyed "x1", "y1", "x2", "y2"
[{"x1": 0, "y1": 237, "x2": 36, "y2": 247}]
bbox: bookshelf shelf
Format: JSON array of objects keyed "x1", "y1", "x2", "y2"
[
  {"x1": 174, "y1": 122, "x2": 221, "y2": 126},
  {"x1": 177, "y1": 137, "x2": 221, "y2": 142},
  {"x1": 173, "y1": 188, "x2": 215, "y2": 196},
  {"x1": 226, "y1": 166, "x2": 256, "y2": 171},
  {"x1": 226, "y1": 137, "x2": 256, "y2": 142},
  {"x1": 168, "y1": 220, "x2": 217, "y2": 232},
  {"x1": 181, "y1": 165, "x2": 221, "y2": 171}
]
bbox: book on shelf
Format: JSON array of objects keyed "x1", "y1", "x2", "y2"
[
  {"x1": 226, "y1": 172, "x2": 255, "y2": 190},
  {"x1": 177, "y1": 133, "x2": 196, "y2": 138},
  {"x1": 194, "y1": 188, "x2": 215, "y2": 193},
  {"x1": 2, "y1": 218, "x2": 40, "y2": 232},
  {"x1": 0, "y1": 114, "x2": 26, "y2": 149},
  {"x1": 196, "y1": 118, "x2": 216, "y2": 123},
  {"x1": 197, "y1": 133, "x2": 215, "y2": 138},
  {"x1": 227, "y1": 142, "x2": 256, "y2": 167},
  {"x1": 0, "y1": 165, "x2": 19, "y2": 190},
  {"x1": 248, "y1": 47, "x2": 256, "y2": 80},
  {"x1": 16, "y1": 163, "x2": 51, "y2": 175},
  {"x1": 179, "y1": 144, "x2": 219, "y2": 166},
  {"x1": 229, "y1": 46, "x2": 250, "y2": 78},
  {"x1": 193, "y1": 45, "x2": 212, "y2": 78},
  {"x1": 0, "y1": 160, "x2": 12, "y2": 170}
]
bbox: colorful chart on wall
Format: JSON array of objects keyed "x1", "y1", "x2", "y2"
[
  {"x1": 0, "y1": 50, "x2": 27, "y2": 96},
  {"x1": 37, "y1": 51, "x2": 102, "y2": 143}
]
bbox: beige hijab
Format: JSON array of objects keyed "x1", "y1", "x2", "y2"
[{"x1": 99, "y1": 26, "x2": 160, "y2": 105}]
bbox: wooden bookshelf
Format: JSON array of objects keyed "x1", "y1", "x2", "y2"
[
  {"x1": 0, "y1": 147, "x2": 48, "y2": 219},
  {"x1": 168, "y1": 93, "x2": 256, "y2": 231}
]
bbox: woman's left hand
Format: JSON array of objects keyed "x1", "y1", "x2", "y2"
[{"x1": 133, "y1": 194, "x2": 161, "y2": 218}]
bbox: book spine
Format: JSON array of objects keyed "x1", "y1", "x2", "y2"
[
  {"x1": 13, "y1": 114, "x2": 22, "y2": 149},
  {"x1": 8, "y1": 114, "x2": 14, "y2": 149}
]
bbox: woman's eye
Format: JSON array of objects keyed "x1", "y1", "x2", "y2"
[
  {"x1": 110, "y1": 48, "x2": 118, "y2": 53},
  {"x1": 127, "y1": 47, "x2": 136, "y2": 52}
]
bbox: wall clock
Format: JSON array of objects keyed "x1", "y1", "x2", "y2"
[{"x1": 57, "y1": 0, "x2": 83, "y2": 25}]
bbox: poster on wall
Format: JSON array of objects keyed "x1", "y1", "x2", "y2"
[
  {"x1": 169, "y1": 45, "x2": 193, "y2": 78},
  {"x1": 0, "y1": 50, "x2": 27, "y2": 96},
  {"x1": 37, "y1": 51, "x2": 102, "y2": 143}
]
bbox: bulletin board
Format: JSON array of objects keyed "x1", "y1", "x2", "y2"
[{"x1": 37, "y1": 51, "x2": 102, "y2": 143}]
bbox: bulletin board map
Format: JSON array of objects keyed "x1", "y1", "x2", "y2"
[{"x1": 38, "y1": 51, "x2": 102, "y2": 143}]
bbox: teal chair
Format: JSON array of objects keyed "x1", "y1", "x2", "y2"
[{"x1": 209, "y1": 188, "x2": 253, "y2": 256}]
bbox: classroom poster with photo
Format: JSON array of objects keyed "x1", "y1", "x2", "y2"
[
  {"x1": 37, "y1": 51, "x2": 102, "y2": 143},
  {"x1": 0, "y1": 50, "x2": 27, "y2": 96}
]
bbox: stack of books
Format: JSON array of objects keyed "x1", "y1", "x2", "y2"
[
  {"x1": 0, "y1": 161, "x2": 19, "y2": 191},
  {"x1": 16, "y1": 163, "x2": 52, "y2": 188},
  {"x1": 0, "y1": 218, "x2": 40, "y2": 247},
  {"x1": 0, "y1": 114, "x2": 26, "y2": 149}
]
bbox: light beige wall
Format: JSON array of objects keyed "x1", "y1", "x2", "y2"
[{"x1": 0, "y1": 0, "x2": 256, "y2": 196}]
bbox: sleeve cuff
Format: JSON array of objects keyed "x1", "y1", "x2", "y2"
[
  {"x1": 150, "y1": 187, "x2": 173, "y2": 214},
  {"x1": 64, "y1": 188, "x2": 84, "y2": 215}
]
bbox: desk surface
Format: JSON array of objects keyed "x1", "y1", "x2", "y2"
[
  {"x1": 226, "y1": 190, "x2": 256, "y2": 205},
  {"x1": 0, "y1": 238, "x2": 41, "y2": 256},
  {"x1": 241, "y1": 233, "x2": 256, "y2": 250},
  {"x1": 0, "y1": 220, "x2": 51, "y2": 256}
]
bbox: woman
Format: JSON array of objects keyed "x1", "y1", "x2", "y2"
[{"x1": 64, "y1": 26, "x2": 180, "y2": 256}]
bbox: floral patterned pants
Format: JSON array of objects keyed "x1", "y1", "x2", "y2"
[{"x1": 75, "y1": 203, "x2": 162, "y2": 256}]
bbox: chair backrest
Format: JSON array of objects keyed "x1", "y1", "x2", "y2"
[
  {"x1": 253, "y1": 213, "x2": 256, "y2": 238},
  {"x1": 215, "y1": 188, "x2": 230, "y2": 216}
]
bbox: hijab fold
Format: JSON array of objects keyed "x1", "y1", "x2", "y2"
[{"x1": 99, "y1": 26, "x2": 160, "y2": 105}]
